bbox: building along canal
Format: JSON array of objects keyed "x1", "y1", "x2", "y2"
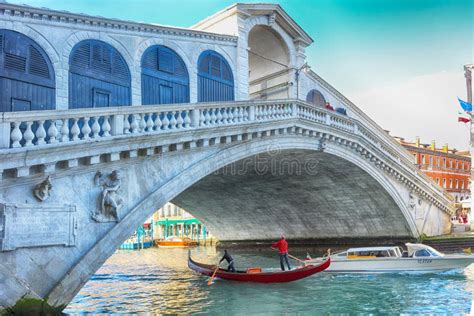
[{"x1": 65, "y1": 247, "x2": 474, "y2": 314}]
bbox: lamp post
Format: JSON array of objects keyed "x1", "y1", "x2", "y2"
[
  {"x1": 295, "y1": 62, "x2": 310, "y2": 100},
  {"x1": 464, "y1": 64, "x2": 474, "y2": 226}
]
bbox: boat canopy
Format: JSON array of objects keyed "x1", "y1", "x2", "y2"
[
  {"x1": 345, "y1": 246, "x2": 399, "y2": 253},
  {"x1": 406, "y1": 243, "x2": 444, "y2": 257}
]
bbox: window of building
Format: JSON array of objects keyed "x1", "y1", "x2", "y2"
[
  {"x1": 421, "y1": 155, "x2": 425, "y2": 164},
  {"x1": 450, "y1": 160, "x2": 453, "y2": 169},
  {"x1": 449, "y1": 179, "x2": 452, "y2": 189},
  {"x1": 455, "y1": 179, "x2": 458, "y2": 189},
  {"x1": 443, "y1": 158, "x2": 446, "y2": 168},
  {"x1": 461, "y1": 181, "x2": 465, "y2": 189},
  {"x1": 413, "y1": 153, "x2": 417, "y2": 161},
  {"x1": 443, "y1": 179, "x2": 446, "y2": 188},
  {"x1": 436, "y1": 178, "x2": 440, "y2": 185},
  {"x1": 429, "y1": 156, "x2": 433, "y2": 166}
]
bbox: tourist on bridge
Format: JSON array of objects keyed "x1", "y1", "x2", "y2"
[
  {"x1": 219, "y1": 249, "x2": 236, "y2": 272},
  {"x1": 272, "y1": 234, "x2": 291, "y2": 271}
]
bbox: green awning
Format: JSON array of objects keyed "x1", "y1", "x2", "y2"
[{"x1": 156, "y1": 218, "x2": 201, "y2": 225}]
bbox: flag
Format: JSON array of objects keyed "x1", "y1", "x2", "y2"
[
  {"x1": 458, "y1": 116, "x2": 471, "y2": 123},
  {"x1": 458, "y1": 98, "x2": 473, "y2": 112}
]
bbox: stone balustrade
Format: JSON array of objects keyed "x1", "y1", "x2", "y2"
[{"x1": 0, "y1": 99, "x2": 452, "y2": 203}]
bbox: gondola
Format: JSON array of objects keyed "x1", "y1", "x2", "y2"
[{"x1": 188, "y1": 252, "x2": 331, "y2": 283}]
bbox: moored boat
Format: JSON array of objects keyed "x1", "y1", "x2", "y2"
[
  {"x1": 306, "y1": 243, "x2": 474, "y2": 273},
  {"x1": 155, "y1": 236, "x2": 198, "y2": 248},
  {"x1": 188, "y1": 252, "x2": 331, "y2": 283}
]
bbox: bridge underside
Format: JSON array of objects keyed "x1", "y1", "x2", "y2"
[{"x1": 174, "y1": 149, "x2": 413, "y2": 241}]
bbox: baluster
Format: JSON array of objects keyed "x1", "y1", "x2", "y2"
[
  {"x1": 204, "y1": 110, "x2": 211, "y2": 126},
  {"x1": 169, "y1": 111, "x2": 178, "y2": 129},
  {"x1": 162, "y1": 113, "x2": 170, "y2": 130},
  {"x1": 82, "y1": 117, "x2": 91, "y2": 140},
  {"x1": 71, "y1": 118, "x2": 80, "y2": 141},
  {"x1": 199, "y1": 110, "x2": 206, "y2": 127},
  {"x1": 47, "y1": 120, "x2": 58, "y2": 143},
  {"x1": 91, "y1": 116, "x2": 100, "y2": 138},
  {"x1": 102, "y1": 116, "x2": 111, "y2": 137},
  {"x1": 228, "y1": 108, "x2": 234, "y2": 123},
  {"x1": 183, "y1": 110, "x2": 191, "y2": 128},
  {"x1": 139, "y1": 113, "x2": 147, "y2": 132},
  {"x1": 255, "y1": 106, "x2": 261, "y2": 120},
  {"x1": 123, "y1": 115, "x2": 131, "y2": 134},
  {"x1": 210, "y1": 109, "x2": 217, "y2": 125},
  {"x1": 154, "y1": 113, "x2": 162, "y2": 131},
  {"x1": 36, "y1": 120, "x2": 46, "y2": 145},
  {"x1": 262, "y1": 106, "x2": 268, "y2": 120},
  {"x1": 60, "y1": 118, "x2": 69, "y2": 142},
  {"x1": 222, "y1": 108, "x2": 229, "y2": 123},
  {"x1": 238, "y1": 107, "x2": 244, "y2": 122},
  {"x1": 10, "y1": 122, "x2": 22, "y2": 148},
  {"x1": 243, "y1": 107, "x2": 249, "y2": 121},
  {"x1": 146, "y1": 113, "x2": 154, "y2": 132},
  {"x1": 216, "y1": 108, "x2": 223, "y2": 125},
  {"x1": 176, "y1": 111, "x2": 184, "y2": 129},
  {"x1": 24, "y1": 121, "x2": 34, "y2": 146},
  {"x1": 130, "y1": 115, "x2": 139, "y2": 133}
]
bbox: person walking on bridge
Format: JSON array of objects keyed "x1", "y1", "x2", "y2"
[{"x1": 272, "y1": 234, "x2": 291, "y2": 271}]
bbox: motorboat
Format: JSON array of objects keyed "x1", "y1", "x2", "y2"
[
  {"x1": 155, "y1": 236, "x2": 198, "y2": 248},
  {"x1": 188, "y1": 252, "x2": 331, "y2": 283},
  {"x1": 305, "y1": 243, "x2": 474, "y2": 273}
]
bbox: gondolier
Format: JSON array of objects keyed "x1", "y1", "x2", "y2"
[
  {"x1": 219, "y1": 249, "x2": 236, "y2": 272},
  {"x1": 272, "y1": 234, "x2": 291, "y2": 271}
]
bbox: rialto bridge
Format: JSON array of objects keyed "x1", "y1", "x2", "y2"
[{"x1": 0, "y1": 2, "x2": 454, "y2": 311}]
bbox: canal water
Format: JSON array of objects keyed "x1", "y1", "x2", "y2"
[{"x1": 65, "y1": 247, "x2": 474, "y2": 314}]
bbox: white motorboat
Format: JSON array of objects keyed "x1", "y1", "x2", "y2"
[{"x1": 306, "y1": 243, "x2": 474, "y2": 273}]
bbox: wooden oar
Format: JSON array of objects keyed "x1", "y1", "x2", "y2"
[
  {"x1": 288, "y1": 253, "x2": 306, "y2": 263},
  {"x1": 207, "y1": 262, "x2": 220, "y2": 285}
]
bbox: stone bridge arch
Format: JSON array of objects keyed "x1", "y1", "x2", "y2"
[{"x1": 46, "y1": 133, "x2": 416, "y2": 307}]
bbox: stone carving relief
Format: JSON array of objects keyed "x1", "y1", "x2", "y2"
[
  {"x1": 408, "y1": 192, "x2": 416, "y2": 211},
  {"x1": 33, "y1": 176, "x2": 53, "y2": 202},
  {"x1": 317, "y1": 138, "x2": 326, "y2": 152},
  {"x1": 92, "y1": 170, "x2": 124, "y2": 223}
]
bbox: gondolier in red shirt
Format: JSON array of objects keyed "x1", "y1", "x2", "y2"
[{"x1": 272, "y1": 234, "x2": 291, "y2": 271}]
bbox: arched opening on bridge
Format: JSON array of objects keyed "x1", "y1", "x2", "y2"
[
  {"x1": 0, "y1": 29, "x2": 55, "y2": 111},
  {"x1": 197, "y1": 50, "x2": 234, "y2": 102},
  {"x1": 172, "y1": 150, "x2": 413, "y2": 241},
  {"x1": 247, "y1": 25, "x2": 290, "y2": 100},
  {"x1": 69, "y1": 40, "x2": 131, "y2": 108},
  {"x1": 141, "y1": 45, "x2": 190, "y2": 105},
  {"x1": 306, "y1": 89, "x2": 326, "y2": 107}
]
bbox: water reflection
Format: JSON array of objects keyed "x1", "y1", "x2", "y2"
[{"x1": 65, "y1": 247, "x2": 474, "y2": 314}]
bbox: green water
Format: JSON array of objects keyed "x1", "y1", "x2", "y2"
[{"x1": 65, "y1": 247, "x2": 474, "y2": 314}]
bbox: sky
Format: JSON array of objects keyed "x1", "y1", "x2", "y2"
[{"x1": 6, "y1": 0, "x2": 474, "y2": 149}]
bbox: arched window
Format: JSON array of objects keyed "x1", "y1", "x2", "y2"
[
  {"x1": 306, "y1": 89, "x2": 326, "y2": 107},
  {"x1": 141, "y1": 45, "x2": 189, "y2": 105},
  {"x1": 197, "y1": 50, "x2": 234, "y2": 102},
  {"x1": 69, "y1": 40, "x2": 131, "y2": 108},
  {"x1": 0, "y1": 30, "x2": 55, "y2": 111}
]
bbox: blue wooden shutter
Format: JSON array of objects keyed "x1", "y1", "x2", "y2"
[
  {"x1": 69, "y1": 40, "x2": 131, "y2": 109},
  {"x1": 197, "y1": 50, "x2": 234, "y2": 102},
  {"x1": 0, "y1": 29, "x2": 55, "y2": 112},
  {"x1": 141, "y1": 45, "x2": 189, "y2": 105}
]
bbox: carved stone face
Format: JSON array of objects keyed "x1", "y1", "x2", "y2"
[{"x1": 111, "y1": 170, "x2": 120, "y2": 181}]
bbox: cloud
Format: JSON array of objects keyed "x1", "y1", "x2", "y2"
[{"x1": 349, "y1": 71, "x2": 470, "y2": 150}]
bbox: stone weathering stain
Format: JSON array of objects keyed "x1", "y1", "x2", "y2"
[{"x1": 0, "y1": 2, "x2": 454, "y2": 313}]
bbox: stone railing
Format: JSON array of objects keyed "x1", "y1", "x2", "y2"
[{"x1": 0, "y1": 99, "x2": 452, "y2": 203}]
